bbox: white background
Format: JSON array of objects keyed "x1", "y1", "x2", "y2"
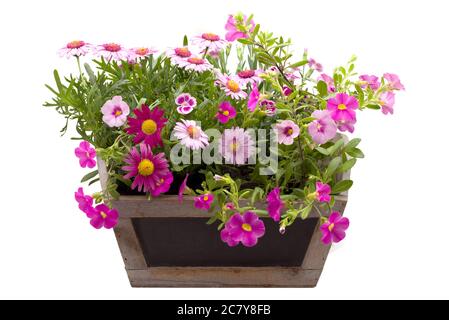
[{"x1": 0, "y1": 0, "x2": 448, "y2": 299}]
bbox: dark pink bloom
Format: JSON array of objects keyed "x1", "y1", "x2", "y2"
[
  {"x1": 220, "y1": 212, "x2": 265, "y2": 247},
  {"x1": 359, "y1": 75, "x2": 380, "y2": 90},
  {"x1": 380, "y1": 91, "x2": 395, "y2": 115},
  {"x1": 267, "y1": 187, "x2": 284, "y2": 222},
  {"x1": 194, "y1": 193, "x2": 214, "y2": 211},
  {"x1": 247, "y1": 85, "x2": 260, "y2": 111},
  {"x1": 308, "y1": 110, "x2": 337, "y2": 145},
  {"x1": 87, "y1": 204, "x2": 119, "y2": 229},
  {"x1": 216, "y1": 101, "x2": 237, "y2": 123},
  {"x1": 316, "y1": 181, "x2": 331, "y2": 203},
  {"x1": 126, "y1": 105, "x2": 167, "y2": 148},
  {"x1": 225, "y1": 202, "x2": 236, "y2": 211},
  {"x1": 151, "y1": 171, "x2": 174, "y2": 197},
  {"x1": 327, "y1": 93, "x2": 359, "y2": 133},
  {"x1": 225, "y1": 14, "x2": 255, "y2": 42},
  {"x1": 74, "y1": 187, "x2": 93, "y2": 214},
  {"x1": 178, "y1": 174, "x2": 189, "y2": 203},
  {"x1": 383, "y1": 73, "x2": 405, "y2": 91},
  {"x1": 318, "y1": 73, "x2": 335, "y2": 92},
  {"x1": 74, "y1": 141, "x2": 96, "y2": 168},
  {"x1": 320, "y1": 212, "x2": 349, "y2": 245},
  {"x1": 282, "y1": 85, "x2": 293, "y2": 96}
]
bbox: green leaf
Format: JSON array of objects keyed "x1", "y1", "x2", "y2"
[
  {"x1": 80, "y1": 170, "x2": 99, "y2": 183},
  {"x1": 315, "y1": 146, "x2": 330, "y2": 156},
  {"x1": 300, "y1": 205, "x2": 313, "y2": 220},
  {"x1": 344, "y1": 138, "x2": 361, "y2": 151},
  {"x1": 252, "y1": 24, "x2": 260, "y2": 36},
  {"x1": 337, "y1": 158, "x2": 357, "y2": 173},
  {"x1": 288, "y1": 60, "x2": 308, "y2": 68},
  {"x1": 346, "y1": 147, "x2": 365, "y2": 158},
  {"x1": 317, "y1": 80, "x2": 328, "y2": 97},
  {"x1": 325, "y1": 157, "x2": 342, "y2": 179},
  {"x1": 183, "y1": 35, "x2": 188, "y2": 46},
  {"x1": 332, "y1": 180, "x2": 353, "y2": 194},
  {"x1": 88, "y1": 178, "x2": 100, "y2": 186},
  {"x1": 326, "y1": 138, "x2": 345, "y2": 155},
  {"x1": 238, "y1": 38, "x2": 253, "y2": 45},
  {"x1": 366, "y1": 104, "x2": 381, "y2": 110},
  {"x1": 206, "y1": 215, "x2": 218, "y2": 225}
]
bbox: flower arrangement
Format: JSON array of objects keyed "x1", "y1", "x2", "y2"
[{"x1": 45, "y1": 13, "x2": 403, "y2": 248}]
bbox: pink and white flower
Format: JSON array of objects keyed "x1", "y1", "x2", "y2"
[
  {"x1": 236, "y1": 69, "x2": 264, "y2": 86},
  {"x1": 167, "y1": 47, "x2": 194, "y2": 66},
  {"x1": 308, "y1": 110, "x2": 337, "y2": 145},
  {"x1": 359, "y1": 74, "x2": 380, "y2": 91},
  {"x1": 275, "y1": 120, "x2": 300, "y2": 145},
  {"x1": 175, "y1": 93, "x2": 197, "y2": 115},
  {"x1": 179, "y1": 56, "x2": 213, "y2": 73},
  {"x1": 95, "y1": 43, "x2": 130, "y2": 61},
  {"x1": 379, "y1": 91, "x2": 395, "y2": 115},
  {"x1": 191, "y1": 33, "x2": 227, "y2": 52},
  {"x1": 173, "y1": 120, "x2": 209, "y2": 150},
  {"x1": 383, "y1": 73, "x2": 405, "y2": 91},
  {"x1": 215, "y1": 73, "x2": 247, "y2": 100},
  {"x1": 219, "y1": 127, "x2": 256, "y2": 165},
  {"x1": 58, "y1": 40, "x2": 92, "y2": 58},
  {"x1": 129, "y1": 47, "x2": 158, "y2": 61},
  {"x1": 101, "y1": 96, "x2": 130, "y2": 127}
]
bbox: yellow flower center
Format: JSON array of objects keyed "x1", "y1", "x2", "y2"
[
  {"x1": 227, "y1": 80, "x2": 240, "y2": 93},
  {"x1": 328, "y1": 223, "x2": 335, "y2": 232},
  {"x1": 222, "y1": 110, "x2": 230, "y2": 116},
  {"x1": 231, "y1": 142, "x2": 239, "y2": 152},
  {"x1": 242, "y1": 223, "x2": 252, "y2": 232},
  {"x1": 135, "y1": 47, "x2": 149, "y2": 55},
  {"x1": 114, "y1": 110, "x2": 122, "y2": 116},
  {"x1": 137, "y1": 159, "x2": 155, "y2": 176},
  {"x1": 203, "y1": 196, "x2": 209, "y2": 201},
  {"x1": 187, "y1": 125, "x2": 200, "y2": 139},
  {"x1": 287, "y1": 128, "x2": 293, "y2": 136},
  {"x1": 100, "y1": 211, "x2": 107, "y2": 219},
  {"x1": 338, "y1": 104, "x2": 347, "y2": 110},
  {"x1": 141, "y1": 119, "x2": 157, "y2": 135}
]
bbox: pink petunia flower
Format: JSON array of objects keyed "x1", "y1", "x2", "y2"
[
  {"x1": 359, "y1": 75, "x2": 380, "y2": 90},
  {"x1": 326, "y1": 93, "x2": 359, "y2": 133},
  {"x1": 216, "y1": 101, "x2": 237, "y2": 124},
  {"x1": 260, "y1": 99, "x2": 276, "y2": 116},
  {"x1": 87, "y1": 204, "x2": 119, "y2": 229},
  {"x1": 178, "y1": 56, "x2": 213, "y2": 73},
  {"x1": 101, "y1": 96, "x2": 130, "y2": 127},
  {"x1": 224, "y1": 14, "x2": 255, "y2": 42},
  {"x1": 247, "y1": 84, "x2": 260, "y2": 112},
  {"x1": 173, "y1": 120, "x2": 209, "y2": 150},
  {"x1": 236, "y1": 69, "x2": 264, "y2": 86},
  {"x1": 194, "y1": 193, "x2": 214, "y2": 211},
  {"x1": 151, "y1": 171, "x2": 174, "y2": 197},
  {"x1": 122, "y1": 144, "x2": 171, "y2": 194},
  {"x1": 74, "y1": 187, "x2": 93, "y2": 215},
  {"x1": 318, "y1": 73, "x2": 336, "y2": 93},
  {"x1": 379, "y1": 91, "x2": 396, "y2": 115},
  {"x1": 175, "y1": 93, "x2": 197, "y2": 115},
  {"x1": 219, "y1": 127, "x2": 256, "y2": 165},
  {"x1": 215, "y1": 73, "x2": 248, "y2": 100},
  {"x1": 220, "y1": 211, "x2": 265, "y2": 247},
  {"x1": 75, "y1": 141, "x2": 96, "y2": 168},
  {"x1": 383, "y1": 73, "x2": 405, "y2": 91},
  {"x1": 308, "y1": 58, "x2": 323, "y2": 72},
  {"x1": 58, "y1": 40, "x2": 92, "y2": 58},
  {"x1": 320, "y1": 211, "x2": 349, "y2": 245},
  {"x1": 167, "y1": 47, "x2": 194, "y2": 66},
  {"x1": 191, "y1": 33, "x2": 228, "y2": 52},
  {"x1": 275, "y1": 120, "x2": 300, "y2": 145},
  {"x1": 308, "y1": 110, "x2": 337, "y2": 145},
  {"x1": 126, "y1": 105, "x2": 167, "y2": 148},
  {"x1": 267, "y1": 187, "x2": 284, "y2": 222},
  {"x1": 95, "y1": 43, "x2": 130, "y2": 61},
  {"x1": 282, "y1": 85, "x2": 293, "y2": 96},
  {"x1": 316, "y1": 181, "x2": 331, "y2": 203}
]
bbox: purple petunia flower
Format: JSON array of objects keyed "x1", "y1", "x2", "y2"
[
  {"x1": 320, "y1": 211, "x2": 349, "y2": 245},
  {"x1": 267, "y1": 187, "x2": 284, "y2": 222},
  {"x1": 74, "y1": 141, "x2": 96, "y2": 168},
  {"x1": 220, "y1": 212, "x2": 265, "y2": 247},
  {"x1": 194, "y1": 194, "x2": 214, "y2": 211}
]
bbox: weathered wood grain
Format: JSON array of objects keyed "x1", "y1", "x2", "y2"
[{"x1": 113, "y1": 218, "x2": 147, "y2": 270}]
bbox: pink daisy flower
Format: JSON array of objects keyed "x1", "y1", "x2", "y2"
[
  {"x1": 236, "y1": 69, "x2": 264, "y2": 86},
  {"x1": 275, "y1": 120, "x2": 300, "y2": 145},
  {"x1": 216, "y1": 101, "x2": 236, "y2": 124},
  {"x1": 318, "y1": 73, "x2": 336, "y2": 93},
  {"x1": 194, "y1": 193, "x2": 214, "y2": 211},
  {"x1": 267, "y1": 187, "x2": 284, "y2": 222},
  {"x1": 74, "y1": 187, "x2": 93, "y2": 215},
  {"x1": 260, "y1": 99, "x2": 276, "y2": 116},
  {"x1": 224, "y1": 14, "x2": 255, "y2": 42},
  {"x1": 173, "y1": 120, "x2": 209, "y2": 150},
  {"x1": 220, "y1": 212, "x2": 265, "y2": 247},
  {"x1": 219, "y1": 127, "x2": 256, "y2": 165},
  {"x1": 308, "y1": 110, "x2": 337, "y2": 145},
  {"x1": 126, "y1": 105, "x2": 167, "y2": 148},
  {"x1": 58, "y1": 40, "x2": 92, "y2": 58},
  {"x1": 316, "y1": 181, "x2": 331, "y2": 203},
  {"x1": 87, "y1": 204, "x2": 119, "y2": 230},
  {"x1": 130, "y1": 47, "x2": 157, "y2": 59},
  {"x1": 95, "y1": 43, "x2": 130, "y2": 61},
  {"x1": 178, "y1": 174, "x2": 189, "y2": 203},
  {"x1": 359, "y1": 74, "x2": 380, "y2": 90},
  {"x1": 175, "y1": 93, "x2": 197, "y2": 115},
  {"x1": 192, "y1": 33, "x2": 227, "y2": 52},
  {"x1": 379, "y1": 91, "x2": 396, "y2": 115},
  {"x1": 326, "y1": 93, "x2": 359, "y2": 133},
  {"x1": 167, "y1": 47, "x2": 194, "y2": 66},
  {"x1": 383, "y1": 73, "x2": 405, "y2": 91},
  {"x1": 247, "y1": 84, "x2": 260, "y2": 112},
  {"x1": 320, "y1": 211, "x2": 349, "y2": 245},
  {"x1": 215, "y1": 73, "x2": 247, "y2": 100},
  {"x1": 101, "y1": 96, "x2": 130, "y2": 127},
  {"x1": 74, "y1": 141, "x2": 96, "y2": 168},
  {"x1": 122, "y1": 144, "x2": 171, "y2": 194},
  {"x1": 178, "y1": 56, "x2": 213, "y2": 73}
]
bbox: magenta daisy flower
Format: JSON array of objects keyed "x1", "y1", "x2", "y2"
[
  {"x1": 74, "y1": 187, "x2": 93, "y2": 215},
  {"x1": 215, "y1": 73, "x2": 247, "y2": 100},
  {"x1": 191, "y1": 33, "x2": 227, "y2": 52},
  {"x1": 220, "y1": 212, "x2": 265, "y2": 247},
  {"x1": 275, "y1": 120, "x2": 300, "y2": 145},
  {"x1": 237, "y1": 69, "x2": 264, "y2": 86},
  {"x1": 74, "y1": 141, "x2": 96, "y2": 168},
  {"x1": 194, "y1": 193, "x2": 214, "y2": 211},
  {"x1": 173, "y1": 120, "x2": 209, "y2": 150},
  {"x1": 219, "y1": 127, "x2": 256, "y2": 165},
  {"x1": 87, "y1": 204, "x2": 119, "y2": 229},
  {"x1": 327, "y1": 93, "x2": 358, "y2": 133},
  {"x1": 101, "y1": 96, "x2": 130, "y2": 127},
  {"x1": 122, "y1": 144, "x2": 171, "y2": 194},
  {"x1": 215, "y1": 101, "x2": 236, "y2": 124},
  {"x1": 178, "y1": 56, "x2": 213, "y2": 72},
  {"x1": 267, "y1": 187, "x2": 284, "y2": 222},
  {"x1": 167, "y1": 47, "x2": 193, "y2": 66},
  {"x1": 126, "y1": 105, "x2": 167, "y2": 148},
  {"x1": 95, "y1": 43, "x2": 130, "y2": 61},
  {"x1": 175, "y1": 93, "x2": 197, "y2": 115},
  {"x1": 320, "y1": 211, "x2": 349, "y2": 245},
  {"x1": 58, "y1": 40, "x2": 91, "y2": 58}
]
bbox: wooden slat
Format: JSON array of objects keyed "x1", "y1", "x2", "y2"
[
  {"x1": 113, "y1": 218, "x2": 147, "y2": 270},
  {"x1": 126, "y1": 267, "x2": 321, "y2": 288}
]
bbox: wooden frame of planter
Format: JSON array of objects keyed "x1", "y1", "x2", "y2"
[{"x1": 98, "y1": 159, "x2": 349, "y2": 287}]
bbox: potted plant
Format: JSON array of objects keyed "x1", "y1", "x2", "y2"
[{"x1": 44, "y1": 13, "x2": 404, "y2": 287}]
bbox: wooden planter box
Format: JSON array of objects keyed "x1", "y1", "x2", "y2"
[{"x1": 98, "y1": 160, "x2": 348, "y2": 287}]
